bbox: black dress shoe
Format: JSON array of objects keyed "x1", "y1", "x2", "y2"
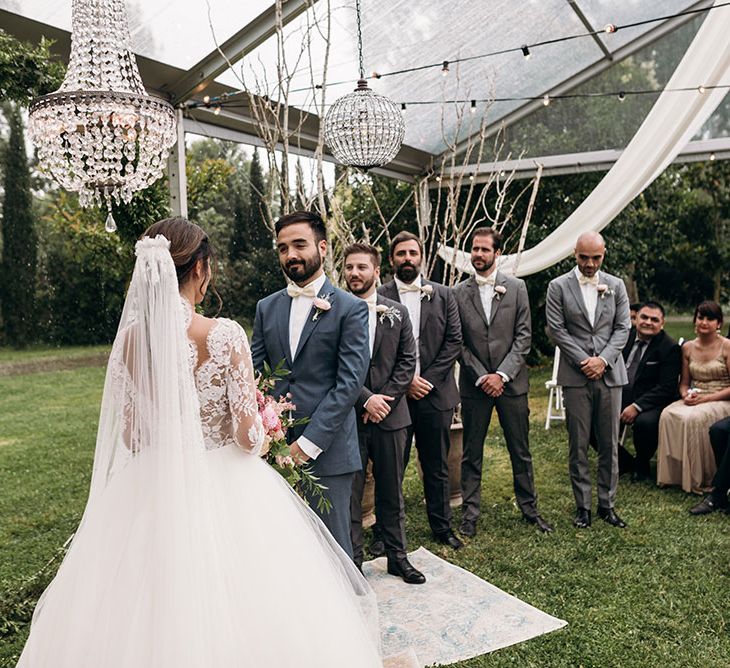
[
  {"x1": 689, "y1": 495, "x2": 727, "y2": 515},
  {"x1": 458, "y1": 518, "x2": 477, "y2": 537},
  {"x1": 573, "y1": 508, "x2": 591, "y2": 528},
  {"x1": 368, "y1": 527, "x2": 385, "y2": 558},
  {"x1": 433, "y1": 530, "x2": 464, "y2": 550},
  {"x1": 524, "y1": 513, "x2": 554, "y2": 533},
  {"x1": 387, "y1": 557, "x2": 426, "y2": 585},
  {"x1": 597, "y1": 506, "x2": 627, "y2": 528}
]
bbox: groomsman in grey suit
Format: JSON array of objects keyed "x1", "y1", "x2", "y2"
[
  {"x1": 251, "y1": 211, "x2": 370, "y2": 556},
  {"x1": 379, "y1": 231, "x2": 464, "y2": 550},
  {"x1": 343, "y1": 243, "x2": 425, "y2": 584},
  {"x1": 454, "y1": 227, "x2": 553, "y2": 536},
  {"x1": 546, "y1": 231, "x2": 631, "y2": 528}
]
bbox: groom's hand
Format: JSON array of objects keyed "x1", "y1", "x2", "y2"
[{"x1": 289, "y1": 441, "x2": 310, "y2": 465}]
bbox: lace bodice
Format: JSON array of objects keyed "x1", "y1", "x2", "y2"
[{"x1": 189, "y1": 317, "x2": 265, "y2": 454}]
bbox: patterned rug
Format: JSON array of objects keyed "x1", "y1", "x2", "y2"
[{"x1": 365, "y1": 547, "x2": 567, "y2": 667}]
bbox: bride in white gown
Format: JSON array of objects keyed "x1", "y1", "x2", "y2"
[{"x1": 18, "y1": 218, "x2": 383, "y2": 667}]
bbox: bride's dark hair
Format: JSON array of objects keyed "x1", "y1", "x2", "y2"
[{"x1": 143, "y1": 217, "x2": 222, "y2": 313}]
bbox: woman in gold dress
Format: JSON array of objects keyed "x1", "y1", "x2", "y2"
[{"x1": 657, "y1": 301, "x2": 730, "y2": 494}]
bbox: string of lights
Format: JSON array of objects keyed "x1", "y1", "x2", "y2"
[
  {"x1": 183, "y1": 2, "x2": 730, "y2": 113},
  {"x1": 186, "y1": 82, "x2": 730, "y2": 115}
]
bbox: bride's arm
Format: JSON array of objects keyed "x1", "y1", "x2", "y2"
[{"x1": 227, "y1": 325, "x2": 266, "y2": 455}]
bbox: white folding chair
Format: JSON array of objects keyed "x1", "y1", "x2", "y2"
[{"x1": 544, "y1": 348, "x2": 566, "y2": 429}]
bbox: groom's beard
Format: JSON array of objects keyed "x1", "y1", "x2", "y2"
[
  {"x1": 395, "y1": 262, "x2": 420, "y2": 283},
  {"x1": 283, "y1": 252, "x2": 322, "y2": 283}
]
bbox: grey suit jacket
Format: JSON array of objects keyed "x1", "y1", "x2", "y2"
[
  {"x1": 251, "y1": 277, "x2": 370, "y2": 476},
  {"x1": 454, "y1": 272, "x2": 531, "y2": 398},
  {"x1": 378, "y1": 278, "x2": 462, "y2": 412},
  {"x1": 545, "y1": 269, "x2": 630, "y2": 388},
  {"x1": 356, "y1": 296, "x2": 417, "y2": 431}
]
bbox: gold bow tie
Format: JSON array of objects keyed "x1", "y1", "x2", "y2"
[
  {"x1": 287, "y1": 283, "x2": 317, "y2": 298},
  {"x1": 578, "y1": 273, "x2": 599, "y2": 286},
  {"x1": 475, "y1": 274, "x2": 496, "y2": 286},
  {"x1": 399, "y1": 282, "x2": 426, "y2": 293}
]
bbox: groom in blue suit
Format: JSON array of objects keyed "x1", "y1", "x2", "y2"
[{"x1": 251, "y1": 211, "x2": 370, "y2": 557}]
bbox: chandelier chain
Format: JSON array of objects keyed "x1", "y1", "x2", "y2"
[{"x1": 355, "y1": 0, "x2": 365, "y2": 80}]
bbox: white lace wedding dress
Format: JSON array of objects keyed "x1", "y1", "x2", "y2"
[{"x1": 17, "y1": 237, "x2": 382, "y2": 667}]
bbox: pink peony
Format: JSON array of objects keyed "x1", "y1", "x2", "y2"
[{"x1": 261, "y1": 404, "x2": 280, "y2": 431}]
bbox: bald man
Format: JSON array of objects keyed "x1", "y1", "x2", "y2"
[{"x1": 546, "y1": 232, "x2": 631, "y2": 528}]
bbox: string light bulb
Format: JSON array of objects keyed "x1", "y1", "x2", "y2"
[
  {"x1": 214, "y1": 105, "x2": 221, "y2": 115},
  {"x1": 618, "y1": 91, "x2": 626, "y2": 102},
  {"x1": 203, "y1": 95, "x2": 210, "y2": 104},
  {"x1": 542, "y1": 94, "x2": 550, "y2": 107},
  {"x1": 441, "y1": 61, "x2": 450, "y2": 76},
  {"x1": 521, "y1": 45, "x2": 531, "y2": 60},
  {"x1": 401, "y1": 102, "x2": 406, "y2": 114},
  {"x1": 698, "y1": 85, "x2": 706, "y2": 94},
  {"x1": 371, "y1": 71, "x2": 381, "y2": 79},
  {"x1": 470, "y1": 99, "x2": 477, "y2": 114},
  {"x1": 604, "y1": 23, "x2": 617, "y2": 34},
  {"x1": 710, "y1": 152, "x2": 716, "y2": 161}
]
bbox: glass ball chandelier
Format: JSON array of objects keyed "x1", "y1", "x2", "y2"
[
  {"x1": 28, "y1": 0, "x2": 177, "y2": 231},
  {"x1": 323, "y1": 0, "x2": 404, "y2": 170}
]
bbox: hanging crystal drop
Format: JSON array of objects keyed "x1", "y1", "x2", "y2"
[{"x1": 105, "y1": 211, "x2": 118, "y2": 233}]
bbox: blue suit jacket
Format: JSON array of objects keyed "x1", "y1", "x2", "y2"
[{"x1": 251, "y1": 277, "x2": 370, "y2": 477}]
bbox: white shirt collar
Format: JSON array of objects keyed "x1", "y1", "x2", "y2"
[
  {"x1": 297, "y1": 272, "x2": 327, "y2": 296},
  {"x1": 364, "y1": 292, "x2": 378, "y2": 306},
  {"x1": 574, "y1": 266, "x2": 601, "y2": 283}
]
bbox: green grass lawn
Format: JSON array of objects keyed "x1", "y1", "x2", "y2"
[{"x1": 1, "y1": 357, "x2": 729, "y2": 667}]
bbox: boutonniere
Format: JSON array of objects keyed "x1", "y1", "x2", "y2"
[
  {"x1": 376, "y1": 303, "x2": 402, "y2": 326},
  {"x1": 597, "y1": 284, "x2": 613, "y2": 299},
  {"x1": 420, "y1": 284, "x2": 434, "y2": 301},
  {"x1": 494, "y1": 285, "x2": 507, "y2": 301},
  {"x1": 312, "y1": 293, "x2": 333, "y2": 320}
]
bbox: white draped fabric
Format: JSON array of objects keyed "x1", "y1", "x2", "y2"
[{"x1": 439, "y1": 1, "x2": 730, "y2": 278}]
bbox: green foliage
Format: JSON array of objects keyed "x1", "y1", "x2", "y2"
[
  {"x1": 0, "y1": 104, "x2": 37, "y2": 347},
  {"x1": 0, "y1": 31, "x2": 65, "y2": 104},
  {"x1": 36, "y1": 183, "x2": 169, "y2": 345}
]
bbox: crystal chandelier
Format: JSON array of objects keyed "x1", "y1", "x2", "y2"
[
  {"x1": 28, "y1": 0, "x2": 177, "y2": 232},
  {"x1": 323, "y1": 0, "x2": 404, "y2": 170}
]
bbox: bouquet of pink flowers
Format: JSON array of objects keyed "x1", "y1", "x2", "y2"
[{"x1": 256, "y1": 361, "x2": 331, "y2": 513}]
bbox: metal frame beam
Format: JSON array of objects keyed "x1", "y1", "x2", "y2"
[
  {"x1": 442, "y1": 0, "x2": 714, "y2": 163},
  {"x1": 165, "y1": 0, "x2": 318, "y2": 105},
  {"x1": 431, "y1": 137, "x2": 730, "y2": 186},
  {"x1": 567, "y1": 0, "x2": 612, "y2": 61}
]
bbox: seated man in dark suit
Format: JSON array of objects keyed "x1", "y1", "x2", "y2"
[
  {"x1": 689, "y1": 417, "x2": 730, "y2": 514},
  {"x1": 619, "y1": 301, "x2": 681, "y2": 479}
]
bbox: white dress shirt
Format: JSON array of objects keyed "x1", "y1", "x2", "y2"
[
  {"x1": 288, "y1": 272, "x2": 327, "y2": 460},
  {"x1": 395, "y1": 275, "x2": 423, "y2": 376},
  {"x1": 365, "y1": 292, "x2": 377, "y2": 356},
  {"x1": 474, "y1": 271, "x2": 509, "y2": 386},
  {"x1": 574, "y1": 266, "x2": 598, "y2": 327}
]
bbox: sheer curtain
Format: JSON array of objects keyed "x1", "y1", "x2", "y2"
[{"x1": 439, "y1": 1, "x2": 730, "y2": 277}]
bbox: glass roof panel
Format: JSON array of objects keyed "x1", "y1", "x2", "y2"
[{"x1": 0, "y1": 0, "x2": 270, "y2": 70}]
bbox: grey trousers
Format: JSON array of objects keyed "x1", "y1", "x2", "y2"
[
  {"x1": 304, "y1": 472, "x2": 355, "y2": 559},
  {"x1": 461, "y1": 393, "x2": 538, "y2": 521},
  {"x1": 563, "y1": 380, "x2": 621, "y2": 510}
]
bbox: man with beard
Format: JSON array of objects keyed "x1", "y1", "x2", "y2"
[
  {"x1": 343, "y1": 243, "x2": 424, "y2": 583},
  {"x1": 379, "y1": 231, "x2": 464, "y2": 550},
  {"x1": 251, "y1": 211, "x2": 370, "y2": 556},
  {"x1": 546, "y1": 231, "x2": 630, "y2": 529},
  {"x1": 454, "y1": 228, "x2": 553, "y2": 536}
]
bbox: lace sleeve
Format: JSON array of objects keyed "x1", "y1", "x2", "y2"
[{"x1": 227, "y1": 322, "x2": 266, "y2": 455}]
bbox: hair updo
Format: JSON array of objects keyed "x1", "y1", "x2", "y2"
[{"x1": 143, "y1": 217, "x2": 221, "y2": 311}]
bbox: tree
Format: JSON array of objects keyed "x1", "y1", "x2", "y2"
[
  {"x1": 0, "y1": 104, "x2": 37, "y2": 347},
  {"x1": 0, "y1": 30, "x2": 64, "y2": 104}
]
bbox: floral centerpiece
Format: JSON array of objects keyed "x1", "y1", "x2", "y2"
[{"x1": 256, "y1": 361, "x2": 331, "y2": 513}]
